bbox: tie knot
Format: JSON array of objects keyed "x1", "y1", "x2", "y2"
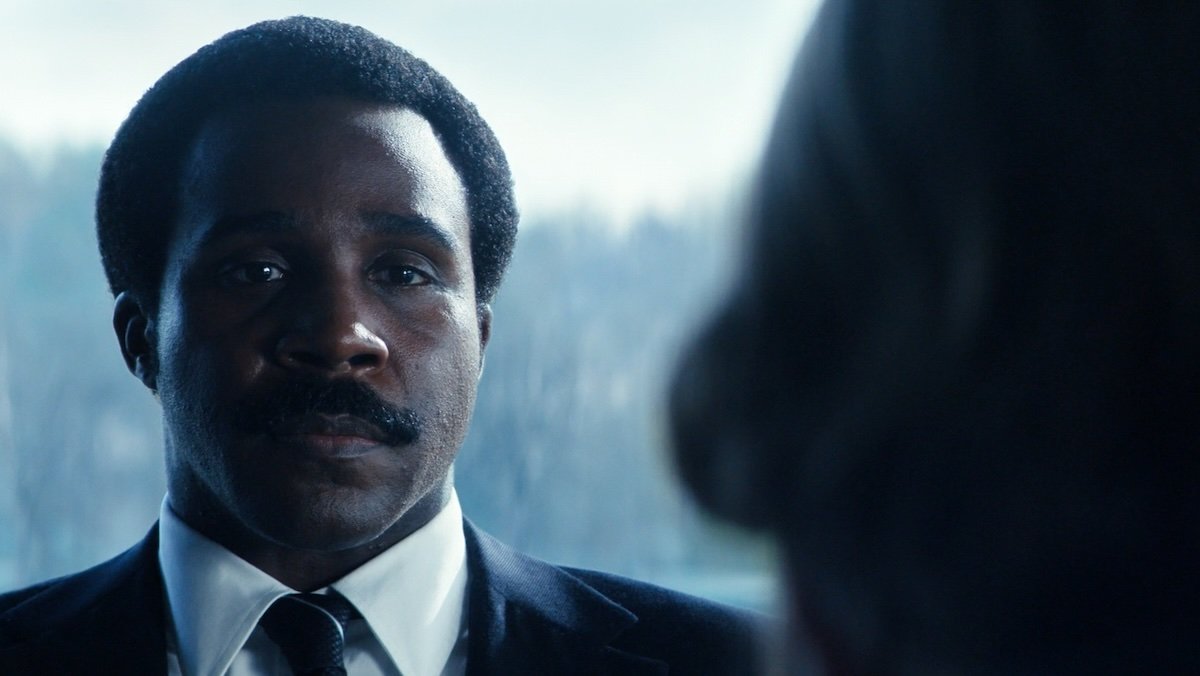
[{"x1": 259, "y1": 592, "x2": 360, "y2": 676}]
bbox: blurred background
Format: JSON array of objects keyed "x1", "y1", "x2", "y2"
[{"x1": 0, "y1": 0, "x2": 817, "y2": 610}]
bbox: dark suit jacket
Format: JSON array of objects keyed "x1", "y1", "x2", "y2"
[{"x1": 0, "y1": 520, "x2": 765, "y2": 674}]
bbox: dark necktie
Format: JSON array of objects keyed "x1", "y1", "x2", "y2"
[{"x1": 259, "y1": 592, "x2": 360, "y2": 676}]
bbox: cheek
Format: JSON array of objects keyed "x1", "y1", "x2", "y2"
[
  {"x1": 395, "y1": 309, "x2": 482, "y2": 423},
  {"x1": 154, "y1": 298, "x2": 269, "y2": 405},
  {"x1": 391, "y1": 297, "x2": 482, "y2": 363}
]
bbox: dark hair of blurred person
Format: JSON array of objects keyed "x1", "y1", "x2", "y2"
[{"x1": 671, "y1": 2, "x2": 1200, "y2": 674}]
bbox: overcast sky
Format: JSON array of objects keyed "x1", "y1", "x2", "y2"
[{"x1": 0, "y1": 0, "x2": 818, "y2": 223}]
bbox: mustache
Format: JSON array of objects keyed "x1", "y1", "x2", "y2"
[{"x1": 230, "y1": 377, "x2": 421, "y2": 446}]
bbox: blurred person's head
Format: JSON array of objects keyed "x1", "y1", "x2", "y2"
[{"x1": 671, "y1": 2, "x2": 1200, "y2": 673}]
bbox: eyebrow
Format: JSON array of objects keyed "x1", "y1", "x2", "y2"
[
  {"x1": 200, "y1": 212, "x2": 294, "y2": 246},
  {"x1": 362, "y1": 212, "x2": 458, "y2": 252},
  {"x1": 200, "y1": 211, "x2": 459, "y2": 252}
]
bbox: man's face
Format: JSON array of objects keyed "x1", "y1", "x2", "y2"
[{"x1": 143, "y1": 98, "x2": 487, "y2": 552}]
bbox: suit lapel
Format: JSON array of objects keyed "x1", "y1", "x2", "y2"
[
  {"x1": 462, "y1": 520, "x2": 667, "y2": 676},
  {"x1": 0, "y1": 526, "x2": 167, "y2": 674}
]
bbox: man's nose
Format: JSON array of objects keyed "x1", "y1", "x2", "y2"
[{"x1": 274, "y1": 288, "x2": 390, "y2": 375}]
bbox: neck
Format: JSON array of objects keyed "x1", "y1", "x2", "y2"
[{"x1": 169, "y1": 479, "x2": 452, "y2": 591}]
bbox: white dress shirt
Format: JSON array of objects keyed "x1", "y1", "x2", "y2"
[{"x1": 159, "y1": 491, "x2": 469, "y2": 676}]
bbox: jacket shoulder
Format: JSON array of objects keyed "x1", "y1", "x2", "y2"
[
  {"x1": 0, "y1": 528, "x2": 164, "y2": 667},
  {"x1": 0, "y1": 563, "x2": 124, "y2": 643},
  {"x1": 562, "y1": 566, "x2": 770, "y2": 672},
  {"x1": 0, "y1": 576, "x2": 67, "y2": 615},
  {"x1": 464, "y1": 520, "x2": 772, "y2": 674}
]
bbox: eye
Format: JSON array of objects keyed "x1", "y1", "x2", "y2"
[
  {"x1": 369, "y1": 264, "x2": 433, "y2": 287},
  {"x1": 368, "y1": 251, "x2": 438, "y2": 288},
  {"x1": 219, "y1": 261, "x2": 287, "y2": 285}
]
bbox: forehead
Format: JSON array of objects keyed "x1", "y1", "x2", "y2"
[{"x1": 175, "y1": 97, "x2": 470, "y2": 249}]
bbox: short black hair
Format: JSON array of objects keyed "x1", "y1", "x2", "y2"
[{"x1": 97, "y1": 16, "x2": 518, "y2": 311}]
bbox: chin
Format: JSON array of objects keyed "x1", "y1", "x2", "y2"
[{"x1": 241, "y1": 483, "x2": 408, "y2": 553}]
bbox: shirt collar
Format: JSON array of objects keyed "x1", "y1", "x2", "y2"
[
  {"x1": 159, "y1": 491, "x2": 467, "y2": 676},
  {"x1": 333, "y1": 493, "x2": 467, "y2": 676}
]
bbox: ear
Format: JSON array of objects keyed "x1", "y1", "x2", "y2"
[
  {"x1": 477, "y1": 303, "x2": 492, "y2": 378},
  {"x1": 113, "y1": 291, "x2": 158, "y2": 393},
  {"x1": 477, "y1": 303, "x2": 492, "y2": 351}
]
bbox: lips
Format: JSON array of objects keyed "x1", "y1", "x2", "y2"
[
  {"x1": 264, "y1": 413, "x2": 395, "y2": 458},
  {"x1": 270, "y1": 413, "x2": 389, "y2": 442}
]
